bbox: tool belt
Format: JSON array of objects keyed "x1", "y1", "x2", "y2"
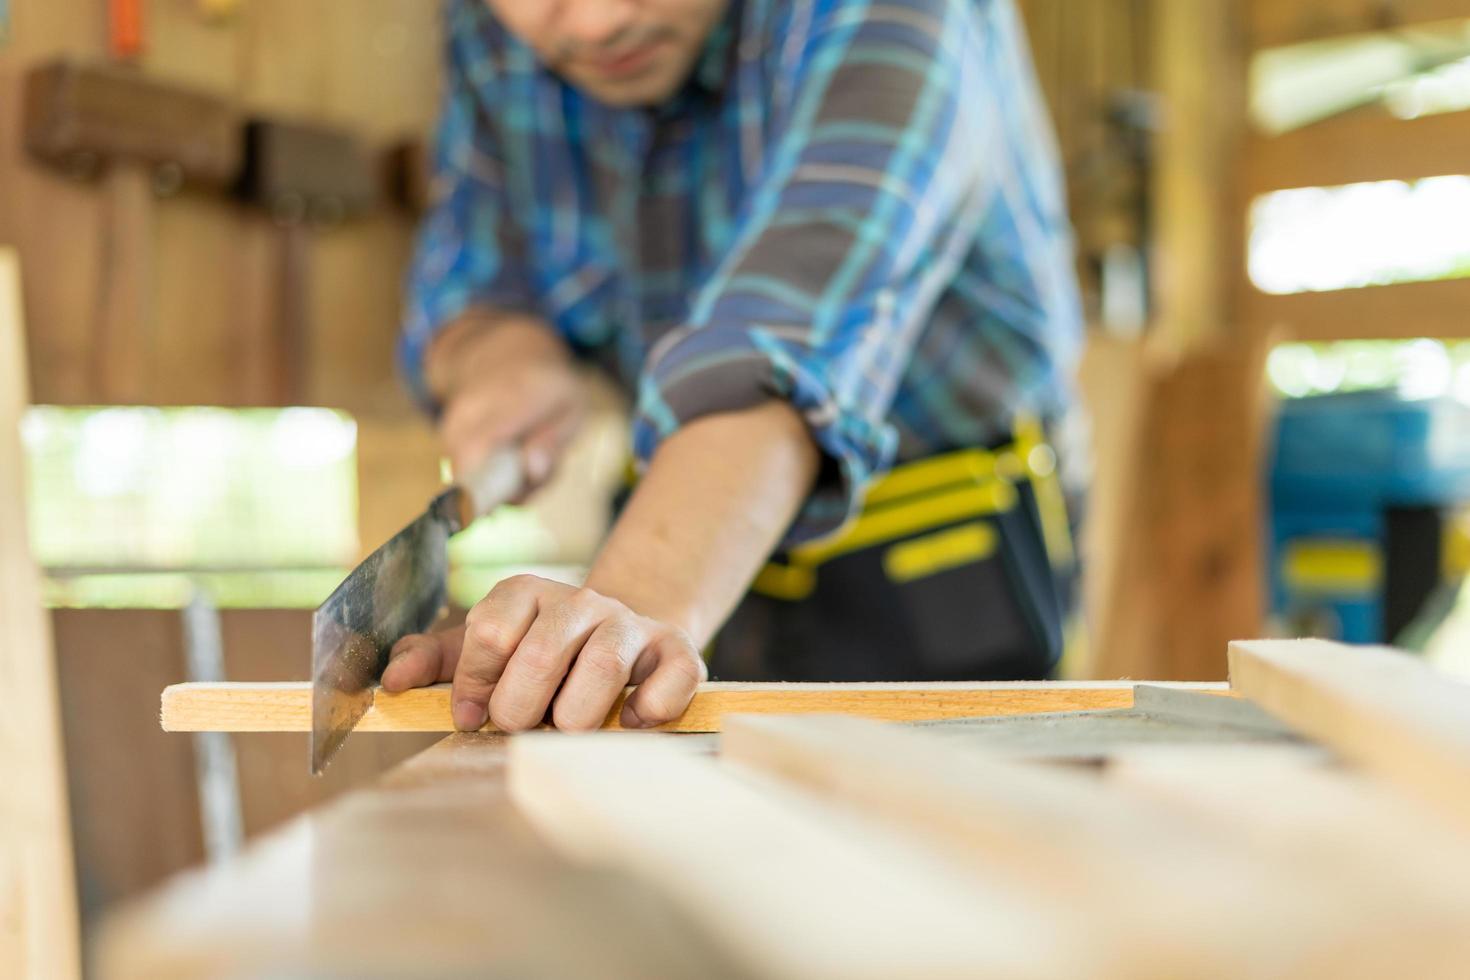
[{"x1": 709, "y1": 417, "x2": 1078, "y2": 682}]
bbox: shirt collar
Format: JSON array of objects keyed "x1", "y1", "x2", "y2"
[{"x1": 690, "y1": 0, "x2": 741, "y2": 98}]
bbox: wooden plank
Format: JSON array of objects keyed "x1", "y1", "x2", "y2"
[
  {"x1": 508, "y1": 733, "x2": 1092, "y2": 979},
  {"x1": 1246, "y1": 111, "x2": 1470, "y2": 196},
  {"x1": 1105, "y1": 745, "x2": 1470, "y2": 973},
  {"x1": 1248, "y1": 0, "x2": 1470, "y2": 50},
  {"x1": 159, "y1": 679, "x2": 1232, "y2": 733},
  {"x1": 723, "y1": 714, "x2": 1470, "y2": 977},
  {"x1": 98, "y1": 734, "x2": 752, "y2": 980},
  {"x1": 1245, "y1": 277, "x2": 1470, "y2": 341},
  {"x1": 1107, "y1": 744, "x2": 1470, "y2": 910},
  {"x1": 1229, "y1": 638, "x2": 1470, "y2": 830},
  {"x1": 0, "y1": 249, "x2": 81, "y2": 979}
]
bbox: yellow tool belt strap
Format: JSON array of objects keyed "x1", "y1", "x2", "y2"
[{"x1": 752, "y1": 416, "x2": 1075, "y2": 601}]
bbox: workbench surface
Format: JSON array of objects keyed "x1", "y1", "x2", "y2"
[
  {"x1": 98, "y1": 733, "x2": 748, "y2": 980},
  {"x1": 102, "y1": 641, "x2": 1470, "y2": 979}
]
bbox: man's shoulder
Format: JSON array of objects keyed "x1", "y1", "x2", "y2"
[
  {"x1": 795, "y1": 0, "x2": 985, "y2": 27},
  {"x1": 769, "y1": 0, "x2": 992, "y2": 61}
]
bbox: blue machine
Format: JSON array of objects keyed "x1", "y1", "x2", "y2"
[{"x1": 1269, "y1": 390, "x2": 1470, "y2": 643}]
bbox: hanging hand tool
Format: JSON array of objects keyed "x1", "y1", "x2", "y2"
[
  {"x1": 310, "y1": 449, "x2": 524, "y2": 774},
  {"x1": 23, "y1": 61, "x2": 240, "y2": 401},
  {"x1": 234, "y1": 118, "x2": 378, "y2": 403},
  {"x1": 107, "y1": 0, "x2": 145, "y2": 60}
]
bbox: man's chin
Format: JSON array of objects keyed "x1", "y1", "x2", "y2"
[{"x1": 563, "y1": 67, "x2": 685, "y2": 108}]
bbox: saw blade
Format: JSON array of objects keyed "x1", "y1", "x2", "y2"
[{"x1": 309, "y1": 488, "x2": 461, "y2": 774}]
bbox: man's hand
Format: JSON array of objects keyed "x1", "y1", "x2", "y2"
[
  {"x1": 382, "y1": 574, "x2": 707, "y2": 732},
  {"x1": 426, "y1": 312, "x2": 585, "y2": 496},
  {"x1": 385, "y1": 398, "x2": 817, "y2": 734}
]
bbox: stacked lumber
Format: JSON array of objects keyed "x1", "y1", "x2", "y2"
[{"x1": 508, "y1": 639, "x2": 1470, "y2": 980}]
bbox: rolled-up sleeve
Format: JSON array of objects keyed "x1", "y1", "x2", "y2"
[
  {"x1": 633, "y1": 0, "x2": 994, "y2": 545},
  {"x1": 398, "y1": 2, "x2": 538, "y2": 414}
]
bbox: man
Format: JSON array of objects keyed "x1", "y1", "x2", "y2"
[{"x1": 383, "y1": 0, "x2": 1084, "y2": 733}]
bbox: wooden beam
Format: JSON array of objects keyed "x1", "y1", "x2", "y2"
[
  {"x1": 1248, "y1": 0, "x2": 1470, "y2": 50},
  {"x1": 1246, "y1": 111, "x2": 1470, "y2": 196},
  {"x1": 1152, "y1": 0, "x2": 1246, "y2": 352},
  {"x1": 508, "y1": 733, "x2": 1093, "y2": 979},
  {"x1": 160, "y1": 679, "x2": 1232, "y2": 733},
  {"x1": 1245, "y1": 277, "x2": 1470, "y2": 341},
  {"x1": 722, "y1": 714, "x2": 1470, "y2": 975},
  {"x1": 1090, "y1": 1, "x2": 1264, "y2": 682},
  {"x1": 0, "y1": 249, "x2": 81, "y2": 979},
  {"x1": 1229, "y1": 639, "x2": 1470, "y2": 830}
]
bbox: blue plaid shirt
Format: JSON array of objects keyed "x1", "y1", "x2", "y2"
[{"x1": 402, "y1": 0, "x2": 1083, "y2": 545}]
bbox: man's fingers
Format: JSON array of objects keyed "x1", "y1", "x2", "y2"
[
  {"x1": 382, "y1": 625, "x2": 465, "y2": 692},
  {"x1": 490, "y1": 589, "x2": 606, "y2": 732},
  {"x1": 447, "y1": 577, "x2": 699, "y2": 734},
  {"x1": 620, "y1": 634, "x2": 705, "y2": 730},
  {"x1": 382, "y1": 639, "x2": 438, "y2": 693},
  {"x1": 549, "y1": 619, "x2": 643, "y2": 731},
  {"x1": 451, "y1": 577, "x2": 546, "y2": 731}
]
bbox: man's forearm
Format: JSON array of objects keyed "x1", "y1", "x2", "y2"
[{"x1": 585, "y1": 399, "x2": 822, "y2": 648}]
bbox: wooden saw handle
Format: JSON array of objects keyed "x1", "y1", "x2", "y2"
[{"x1": 455, "y1": 447, "x2": 524, "y2": 528}]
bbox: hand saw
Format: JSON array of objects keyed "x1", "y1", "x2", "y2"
[{"x1": 310, "y1": 448, "x2": 522, "y2": 774}]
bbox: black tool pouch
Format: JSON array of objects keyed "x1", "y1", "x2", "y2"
[{"x1": 710, "y1": 441, "x2": 1075, "y2": 683}]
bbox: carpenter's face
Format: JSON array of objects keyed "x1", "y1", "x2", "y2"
[{"x1": 485, "y1": 0, "x2": 728, "y2": 107}]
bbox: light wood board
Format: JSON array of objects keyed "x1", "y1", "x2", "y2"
[
  {"x1": 160, "y1": 679, "x2": 1231, "y2": 733},
  {"x1": 1229, "y1": 638, "x2": 1470, "y2": 830},
  {"x1": 722, "y1": 714, "x2": 1470, "y2": 978},
  {"x1": 1106, "y1": 744, "x2": 1470, "y2": 975},
  {"x1": 98, "y1": 734, "x2": 751, "y2": 980},
  {"x1": 508, "y1": 732, "x2": 1092, "y2": 980},
  {"x1": 1109, "y1": 744, "x2": 1470, "y2": 905},
  {"x1": 0, "y1": 249, "x2": 81, "y2": 979}
]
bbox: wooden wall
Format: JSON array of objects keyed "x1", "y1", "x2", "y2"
[{"x1": 0, "y1": 0, "x2": 440, "y2": 415}]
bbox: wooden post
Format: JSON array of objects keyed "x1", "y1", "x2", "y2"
[
  {"x1": 1151, "y1": 0, "x2": 1246, "y2": 357},
  {"x1": 0, "y1": 249, "x2": 81, "y2": 978},
  {"x1": 1088, "y1": 0, "x2": 1262, "y2": 681}
]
